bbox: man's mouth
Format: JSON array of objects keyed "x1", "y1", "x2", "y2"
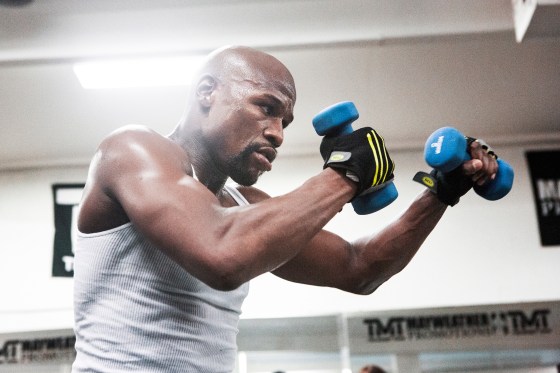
[{"x1": 254, "y1": 146, "x2": 277, "y2": 171}]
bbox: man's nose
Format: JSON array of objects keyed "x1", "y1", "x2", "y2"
[{"x1": 264, "y1": 118, "x2": 284, "y2": 148}]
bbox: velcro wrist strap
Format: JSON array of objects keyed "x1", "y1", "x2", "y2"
[
  {"x1": 413, "y1": 170, "x2": 462, "y2": 206},
  {"x1": 412, "y1": 171, "x2": 437, "y2": 193}
]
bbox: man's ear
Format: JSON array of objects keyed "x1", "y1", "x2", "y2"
[{"x1": 196, "y1": 74, "x2": 217, "y2": 109}]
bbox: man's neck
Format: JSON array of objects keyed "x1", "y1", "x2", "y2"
[
  {"x1": 191, "y1": 162, "x2": 228, "y2": 195},
  {"x1": 168, "y1": 122, "x2": 228, "y2": 195}
]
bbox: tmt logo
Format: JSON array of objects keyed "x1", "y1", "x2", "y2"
[
  {"x1": 497, "y1": 309, "x2": 551, "y2": 335},
  {"x1": 363, "y1": 309, "x2": 552, "y2": 342},
  {"x1": 363, "y1": 317, "x2": 406, "y2": 342}
]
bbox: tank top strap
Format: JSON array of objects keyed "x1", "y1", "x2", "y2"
[{"x1": 223, "y1": 184, "x2": 250, "y2": 206}]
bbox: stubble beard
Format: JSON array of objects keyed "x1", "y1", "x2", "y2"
[{"x1": 227, "y1": 143, "x2": 264, "y2": 186}]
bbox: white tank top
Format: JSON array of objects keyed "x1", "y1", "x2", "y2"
[{"x1": 72, "y1": 185, "x2": 250, "y2": 373}]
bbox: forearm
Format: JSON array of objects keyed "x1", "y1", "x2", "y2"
[
  {"x1": 351, "y1": 189, "x2": 447, "y2": 294},
  {"x1": 218, "y1": 168, "x2": 356, "y2": 281}
]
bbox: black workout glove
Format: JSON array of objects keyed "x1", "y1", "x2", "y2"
[
  {"x1": 320, "y1": 127, "x2": 395, "y2": 197},
  {"x1": 413, "y1": 167, "x2": 473, "y2": 206},
  {"x1": 413, "y1": 137, "x2": 477, "y2": 206}
]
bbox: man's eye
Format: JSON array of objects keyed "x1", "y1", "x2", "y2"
[{"x1": 260, "y1": 105, "x2": 273, "y2": 115}]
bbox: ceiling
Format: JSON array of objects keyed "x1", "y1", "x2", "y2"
[{"x1": 0, "y1": 0, "x2": 559, "y2": 170}]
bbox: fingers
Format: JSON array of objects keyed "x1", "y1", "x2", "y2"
[{"x1": 463, "y1": 140, "x2": 498, "y2": 186}]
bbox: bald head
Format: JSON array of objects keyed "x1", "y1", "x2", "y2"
[{"x1": 193, "y1": 46, "x2": 296, "y2": 104}]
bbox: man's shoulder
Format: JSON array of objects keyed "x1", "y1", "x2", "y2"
[
  {"x1": 104, "y1": 124, "x2": 162, "y2": 143},
  {"x1": 99, "y1": 125, "x2": 178, "y2": 155},
  {"x1": 94, "y1": 124, "x2": 187, "y2": 174}
]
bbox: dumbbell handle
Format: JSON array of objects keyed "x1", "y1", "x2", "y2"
[
  {"x1": 424, "y1": 127, "x2": 514, "y2": 201},
  {"x1": 312, "y1": 101, "x2": 398, "y2": 214}
]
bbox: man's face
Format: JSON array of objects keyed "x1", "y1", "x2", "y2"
[{"x1": 204, "y1": 74, "x2": 295, "y2": 186}]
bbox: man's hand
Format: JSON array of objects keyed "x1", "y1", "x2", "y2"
[
  {"x1": 415, "y1": 136, "x2": 500, "y2": 206},
  {"x1": 320, "y1": 127, "x2": 395, "y2": 197},
  {"x1": 464, "y1": 139, "x2": 499, "y2": 186}
]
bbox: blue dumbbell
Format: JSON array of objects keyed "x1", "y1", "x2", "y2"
[
  {"x1": 312, "y1": 101, "x2": 398, "y2": 215},
  {"x1": 424, "y1": 126, "x2": 514, "y2": 200}
]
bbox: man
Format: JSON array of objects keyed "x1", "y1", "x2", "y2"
[{"x1": 72, "y1": 46, "x2": 498, "y2": 372}]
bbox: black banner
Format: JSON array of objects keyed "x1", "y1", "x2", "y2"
[
  {"x1": 52, "y1": 183, "x2": 85, "y2": 277},
  {"x1": 526, "y1": 150, "x2": 560, "y2": 247}
]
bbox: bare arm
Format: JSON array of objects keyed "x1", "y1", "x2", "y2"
[
  {"x1": 273, "y1": 141, "x2": 496, "y2": 294},
  {"x1": 84, "y1": 127, "x2": 358, "y2": 291},
  {"x1": 271, "y1": 190, "x2": 445, "y2": 294}
]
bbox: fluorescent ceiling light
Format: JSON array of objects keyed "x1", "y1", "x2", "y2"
[{"x1": 73, "y1": 55, "x2": 206, "y2": 89}]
